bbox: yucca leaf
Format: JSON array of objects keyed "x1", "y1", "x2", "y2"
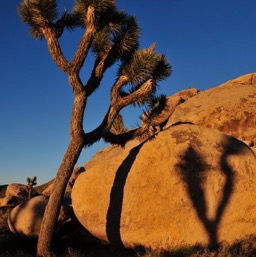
[
  {"x1": 119, "y1": 48, "x2": 171, "y2": 89},
  {"x1": 140, "y1": 94, "x2": 168, "y2": 125},
  {"x1": 59, "y1": 11, "x2": 83, "y2": 31},
  {"x1": 18, "y1": 0, "x2": 58, "y2": 26},
  {"x1": 152, "y1": 54, "x2": 172, "y2": 81},
  {"x1": 112, "y1": 14, "x2": 140, "y2": 59},
  {"x1": 110, "y1": 113, "x2": 128, "y2": 135},
  {"x1": 92, "y1": 28, "x2": 111, "y2": 57},
  {"x1": 28, "y1": 26, "x2": 44, "y2": 39},
  {"x1": 73, "y1": 0, "x2": 116, "y2": 26},
  {"x1": 18, "y1": 0, "x2": 58, "y2": 38}
]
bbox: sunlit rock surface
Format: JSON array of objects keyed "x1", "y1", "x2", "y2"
[
  {"x1": 166, "y1": 73, "x2": 256, "y2": 145},
  {"x1": 72, "y1": 124, "x2": 256, "y2": 250}
]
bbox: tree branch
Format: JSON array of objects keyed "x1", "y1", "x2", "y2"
[
  {"x1": 83, "y1": 104, "x2": 118, "y2": 146},
  {"x1": 70, "y1": 28, "x2": 95, "y2": 73},
  {"x1": 41, "y1": 26, "x2": 70, "y2": 73},
  {"x1": 70, "y1": 90, "x2": 87, "y2": 138},
  {"x1": 110, "y1": 75, "x2": 129, "y2": 104},
  {"x1": 103, "y1": 126, "x2": 148, "y2": 146},
  {"x1": 68, "y1": 73, "x2": 85, "y2": 94},
  {"x1": 70, "y1": 6, "x2": 96, "y2": 73},
  {"x1": 85, "y1": 46, "x2": 118, "y2": 96},
  {"x1": 118, "y1": 78, "x2": 154, "y2": 108},
  {"x1": 83, "y1": 78, "x2": 154, "y2": 145}
]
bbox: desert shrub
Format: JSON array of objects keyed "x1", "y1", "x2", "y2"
[{"x1": 133, "y1": 237, "x2": 256, "y2": 257}]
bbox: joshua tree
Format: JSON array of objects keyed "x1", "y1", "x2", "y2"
[
  {"x1": 26, "y1": 176, "x2": 37, "y2": 199},
  {"x1": 18, "y1": 0, "x2": 171, "y2": 256}
]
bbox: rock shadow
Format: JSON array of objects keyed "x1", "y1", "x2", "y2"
[
  {"x1": 106, "y1": 143, "x2": 143, "y2": 246},
  {"x1": 176, "y1": 136, "x2": 246, "y2": 248}
]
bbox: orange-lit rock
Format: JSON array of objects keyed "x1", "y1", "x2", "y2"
[
  {"x1": 141, "y1": 88, "x2": 199, "y2": 131},
  {"x1": 166, "y1": 73, "x2": 256, "y2": 145},
  {"x1": 1, "y1": 183, "x2": 28, "y2": 206},
  {"x1": 72, "y1": 124, "x2": 256, "y2": 250}
]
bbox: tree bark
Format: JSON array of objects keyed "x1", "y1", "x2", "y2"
[
  {"x1": 37, "y1": 139, "x2": 84, "y2": 257},
  {"x1": 37, "y1": 90, "x2": 86, "y2": 257}
]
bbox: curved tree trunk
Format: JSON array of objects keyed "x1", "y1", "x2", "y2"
[
  {"x1": 37, "y1": 90, "x2": 87, "y2": 257},
  {"x1": 37, "y1": 139, "x2": 84, "y2": 256}
]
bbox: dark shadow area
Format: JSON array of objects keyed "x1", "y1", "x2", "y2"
[
  {"x1": 0, "y1": 232, "x2": 37, "y2": 256},
  {"x1": 176, "y1": 146, "x2": 216, "y2": 246},
  {"x1": 0, "y1": 185, "x2": 8, "y2": 198},
  {"x1": 176, "y1": 135, "x2": 247, "y2": 248},
  {"x1": 131, "y1": 243, "x2": 206, "y2": 257},
  {"x1": 171, "y1": 121, "x2": 195, "y2": 127},
  {"x1": 106, "y1": 143, "x2": 144, "y2": 246}
]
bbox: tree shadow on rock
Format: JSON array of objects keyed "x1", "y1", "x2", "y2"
[
  {"x1": 106, "y1": 143, "x2": 144, "y2": 246},
  {"x1": 176, "y1": 136, "x2": 245, "y2": 249}
]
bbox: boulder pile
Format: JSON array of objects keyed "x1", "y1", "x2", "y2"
[{"x1": 72, "y1": 73, "x2": 256, "y2": 250}]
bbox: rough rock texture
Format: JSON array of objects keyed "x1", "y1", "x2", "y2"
[
  {"x1": 166, "y1": 73, "x2": 256, "y2": 145},
  {"x1": 72, "y1": 124, "x2": 256, "y2": 250},
  {"x1": 0, "y1": 183, "x2": 28, "y2": 206}
]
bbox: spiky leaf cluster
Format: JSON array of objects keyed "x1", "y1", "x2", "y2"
[
  {"x1": 58, "y1": 12, "x2": 83, "y2": 31},
  {"x1": 119, "y1": 49, "x2": 171, "y2": 89},
  {"x1": 110, "y1": 113, "x2": 128, "y2": 135},
  {"x1": 18, "y1": 0, "x2": 58, "y2": 38},
  {"x1": 92, "y1": 11, "x2": 140, "y2": 65},
  {"x1": 27, "y1": 176, "x2": 37, "y2": 187},
  {"x1": 141, "y1": 94, "x2": 168, "y2": 125},
  {"x1": 112, "y1": 13, "x2": 140, "y2": 60},
  {"x1": 92, "y1": 28, "x2": 111, "y2": 56},
  {"x1": 73, "y1": 0, "x2": 116, "y2": 26}
]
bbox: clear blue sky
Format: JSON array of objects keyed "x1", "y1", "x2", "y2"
[{"x1": 1, "y1": 0, "x2": 256, "y2": 185}]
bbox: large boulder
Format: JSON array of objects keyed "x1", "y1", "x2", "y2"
[
  {"x1": 72, "y1": 124, "x2": 256, "y2": 250},
  {"x1": 166, "y1": 73, "x2": 256, "y2": 145}
]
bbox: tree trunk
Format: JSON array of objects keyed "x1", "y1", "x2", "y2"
[
  {"x1": 28, "y1": 186, "x2": 32, "y2": 199},
  {"x1": 37, "y1": 138, "x2": 84, "y2": 257},
  {"x1": 37, "y1": 83, "x2": 86, "y2": 256}
]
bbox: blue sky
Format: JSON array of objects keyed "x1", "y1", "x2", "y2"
[{"x1": 1, "y1": 0, "x2": 256, "y2": 185}]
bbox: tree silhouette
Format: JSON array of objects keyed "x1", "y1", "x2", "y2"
[
  {"x1": 18, "y1": 0, "x2": 172, "y2": 256},
  {"x1": 27, "y1": 176, "x2": 37, "y2": 199}
]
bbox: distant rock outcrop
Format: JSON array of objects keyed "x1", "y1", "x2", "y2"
[
  {"x1": 166, "y1": 73, "x2": 256, "y2": 146},
  {"x1": 72, "y1": 124, "x2": 256, "y2": 250},
  {"x1": 0, "y1": 183, "x2": 28, "y2": 207}
]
